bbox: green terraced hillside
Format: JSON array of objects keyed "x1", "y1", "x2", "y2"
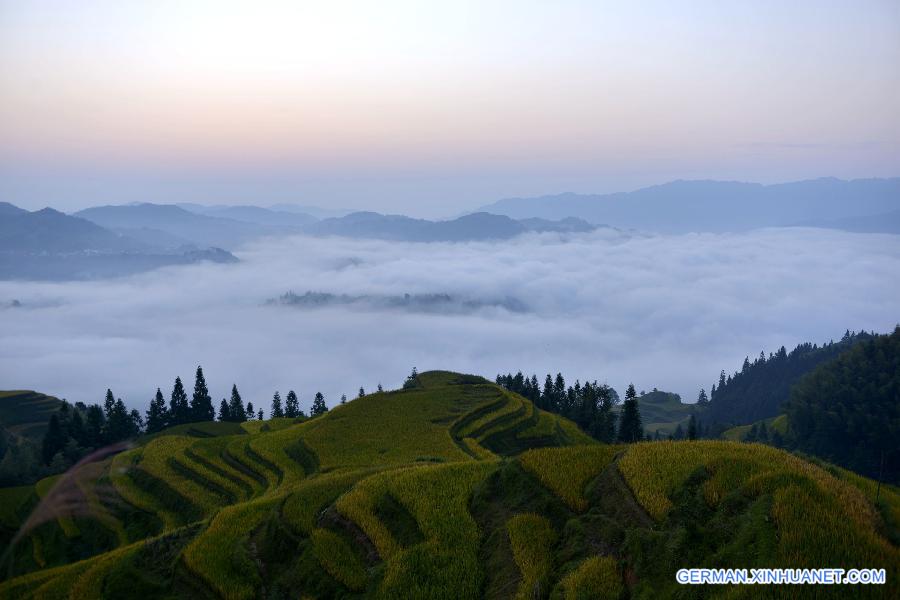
[
  {"x1": 0, "y1": 372, "x2": 897, "y2": 599},
  {"x1": 0, "y1": 391, "x2": 63, "y2": 441}
]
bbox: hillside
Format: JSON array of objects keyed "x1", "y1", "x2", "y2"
[
  {"x1": 0, "y1": 391, "x2": 64, "y2": 442},
  {"x1": 785, "y1": 327, "x2": 900, "y2": 484},
  {"x1": 0, "y1": 372, "x2": 897, "y2": 599},
  {"x1": 479, "y1": 177, "x2": 900, "y2": 233},
  {"x1": 618, "y1": 390, "x2": 694, "y2": 436},
  {"x1": 702, "y1": 331, "x2": 874, "y2": 426}
]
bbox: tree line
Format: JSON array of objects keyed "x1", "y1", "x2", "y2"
[
  {"x1": 37, "y1": 366, "x2": 334, "y2": 477},
  {"x1": 495, "y1": 372, "x2": 644, "y2": 443}
]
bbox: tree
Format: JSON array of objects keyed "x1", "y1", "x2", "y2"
[
  {"x1": 42, "y1": 414, "x2": 67, "y2": 464},
  {"x1": 228, "y1": 385, "x2": 246, "y2": 423},
  {"x1": 105, "y1": 398, "x2": 136, "y2": 442},
  {"x1": 146, "y1": 388, "x2": 169, "y2": 433},
  {"x1": 191, "y1": 366, "x2": 215, "y2": 422},
  {"x1": 340, "y1": 394, "x2": 347, "y2": 404},
  {"x1": 69, "y1": 409, "x2": 87, "y2": 447},
  {"x1": 257, "y1": 409, "x2": 264, "y2": 421},
  {"x1": 218, "y1": 399, "x2": 230, "y2": 422},
  {"x1": 85, "y1": 404, "x2": 105, "y2": 447},
  {"x1": 246, "y1": 402, "x2": 255, "y2": 421},
  {"x1": 377, "y1": 383, "x2": 383, "y2": 393},
  {"x1": 169, "y1": 377, "x2": 190, "y2": 425},
  {"x1": 104, "y1": 389, "x2": 115, "y2": 420},
  {"x1": 617, "y1": 383, "x2": 643, "y2": 443},
  {"x1": 271, "y1": 391, "x2": 284, "y2": 418},
  {"x1": 687, "y1": 414, "x2": 697, "y2": 440},
  {"x1": 311, "y1": 392, "x2": 328, "y2": 416},
  {"x1": 285, "y1": 391, "x2": 299, "y2": 418},
  {"x1": 697, "y1": 388, "x2": 709, "y2": 406},
  {"x1": 673, "y1": 423, "x2": 685, "y2": 440},
  {"x1": 129, "y1": 409, "x2": 144, "y2": 434},
  {"x1": 403, "y1": 367, "x2": 419, "y2": 389},
  {"x1": 358, "y1": 387, "x2": 365, "y2": 398},
  {"x1": 541, "y1": 374, "x2": 553, "y2": 411}
]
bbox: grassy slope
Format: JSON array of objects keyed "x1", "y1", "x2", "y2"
[
  {"x1": 617, "y1": 390, "x2": 695, "y2": 435},
  {"x1": 0, "y1": 372, "x2": 897, "y2": 599},
  {"x1": 0, "y1": 391, "x2": 63, "y2": 441}
]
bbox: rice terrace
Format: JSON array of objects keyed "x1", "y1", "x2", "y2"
[{"x1": 0, "y1": 371, "x2": 896, "y2": 599}]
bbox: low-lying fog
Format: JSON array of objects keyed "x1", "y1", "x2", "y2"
[{"x1": 1, "y1": 228, "x2": 898, "y2": 414}]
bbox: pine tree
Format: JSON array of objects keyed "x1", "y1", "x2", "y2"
[
  {"x1": 687, "y1": 414, "x2": 697, "y2": 440},
  {"x1": 697, "y1": 388, "x2": 708, "y2": 405},
  {"x1": 70, "y1": 410, "x2": 87, "y2": 447},
  {"x1": 130, "y1": 409, "x2": 144, "y2": 435},
  {"x1": 271, "y1": 391, "x2": 284, "y2": 418},
  {"x1": 673, "y1": 423, "x2": 684, "y2": 440},
  {"x1": 146, "y1": 388, "x2": 169, "y2": 433},
  {"x1": 257, "y1": 409, "x2": 264, "y2": 421},
  {"x1": 377, "y1": 383, "x2": 383, "y2": 393},
  {"x1": 218, "y1": 399, "x2": 231, "y2": 422},
  {"x1": 285, "y1": 391, "x2": 299, "y2": 418},
  {"x1": 169, "y1": 377, "x2": 189, "y2": 425},
  {"x1": 85, "y1": 404, "x2": 105, "y2": 447},
  {"x1": 246, "y1": 402, "x2": 254, "y2": 421},
  {"x1": 403, "y1": 367, "x2": 419, "y2": 389},
  {"x1": 358, "y1": 387, "x2": 365, "y2": 398},
  {"x1": 191, "y1": 366, "x2": 214, "y2": 422},
  {"x1": 340, "y1": 394, "x2": 347, "y2": 404},
  {"x1": 757, "y1": 421, "x2": 769, "y2": 443},
  {"x1": 541, "y1": 374, "x2": 553, "y2": 411},
  {"x1": 104, "y1": 389, "x2": 115, "y2": 419},
  {"x1": 311, "y1": 392, "x2": 328, "y2": 416},
  {"x1": 42, "y1": 414, "x2": 67, "y2": 464},
  {"x1": 228, "y1": 385, "x2": 246, "y2": 423},
  {"x1": 617, "y1": 383, "x2": 643, "y2": 443},
  {"x1": 106, "y1": 398, "x2": 133, "y2": 442}
]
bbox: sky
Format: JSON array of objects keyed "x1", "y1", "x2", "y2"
[
  {"x1": 1, "y1": 0, "x2": 899, "y2": 216},
  {"x1": 1, "y1": 228, "x2": 897, "y2": 414}
]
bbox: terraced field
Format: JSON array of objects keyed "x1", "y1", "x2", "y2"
[{"x1": 1, "y1": 372, "x2": 897, "y2": 599}]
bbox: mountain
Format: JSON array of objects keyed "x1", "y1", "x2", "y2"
[
  {"x1": 480, "y1": 177, "x2": 900, "y2": 233},
  {"x1": 0, "y1": 202, "x2": 28, "y2": 217},
  {"x1": 75, "y1": 203, "x2": 282, "y2": 250},
  {"x1": 177, "y1": 204, "x2": 318, "y2": 228},
  {"x1": 0, "y1": 208, "x2": 147, "y2": 254},
  {"x1": 306, "y1": 211, "x2": 601, "y2": 242},
  {"x1": 702, "y1": 330, "x2": 876, "y2": 427},
  {"x1": 0, "y1": 371, "x2": 896, "y2": 598},
  {"x1": 0, "y1": 204, "x2": 238, "y2": 280},
  {"x1": 794, "y1": 208, "x2": 900, "y2": 234},
  {"x1": 268, "y1": 203, "x2": 353, "y2": 219}
]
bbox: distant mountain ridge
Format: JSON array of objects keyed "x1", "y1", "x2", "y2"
[
  {"x1": 480, "y1": 177, "x2": 900, "y2": 233},
  {"x1": 0, "y1": 204, "x2": 237, "y2": 281}
]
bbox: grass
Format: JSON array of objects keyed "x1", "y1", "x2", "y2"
[
  {"x1": 558, "y1": 555, "x2": 622, "y2": 600},
  {"x1": 519, "y1": 445, "x2": 623, "y2": 512},
  {"x1": 0, "y1": 485, "x2": 36, "y2": 529},
  {"x1": 507, "y1": 513, "x2": 557, "y2": 599},
  {"x1": 310, "y1": 528, "x2": 368, "y2": 591},
  {"x1": 281, "y1": 470, "x2": 369, "y2": 535},
  {"x1": 618, "y1": 440, "x2": 899, "y2": 589},
  {"x1": 182, "y1": 496, "x2": 281, "y2": 600}
]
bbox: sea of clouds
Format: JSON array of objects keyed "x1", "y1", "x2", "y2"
[{"x1": 1, "y1": 228, "x2": 898, "y2": 414}]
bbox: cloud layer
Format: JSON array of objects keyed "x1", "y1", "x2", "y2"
[{"x1": 1, "y1": 228, "x2": 898, "y2": 414}]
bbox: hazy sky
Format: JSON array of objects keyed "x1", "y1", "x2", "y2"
[
  {"x1": 2, "y1": 1, "x2": 899, "y2": 216},
  {"x1": 1, "y1": 228, "x2": 897, "y2": 414}
]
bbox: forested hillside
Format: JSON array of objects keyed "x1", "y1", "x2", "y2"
[
  {"x1": 785, "y1": 327, "x2": 899, "y2": 484},
  {"x1": 0, "y1": 372, "x2": 897, "y2": 599},
  {"x1": 703, "y1": 330, "x2": 874, "y2": 426}
]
